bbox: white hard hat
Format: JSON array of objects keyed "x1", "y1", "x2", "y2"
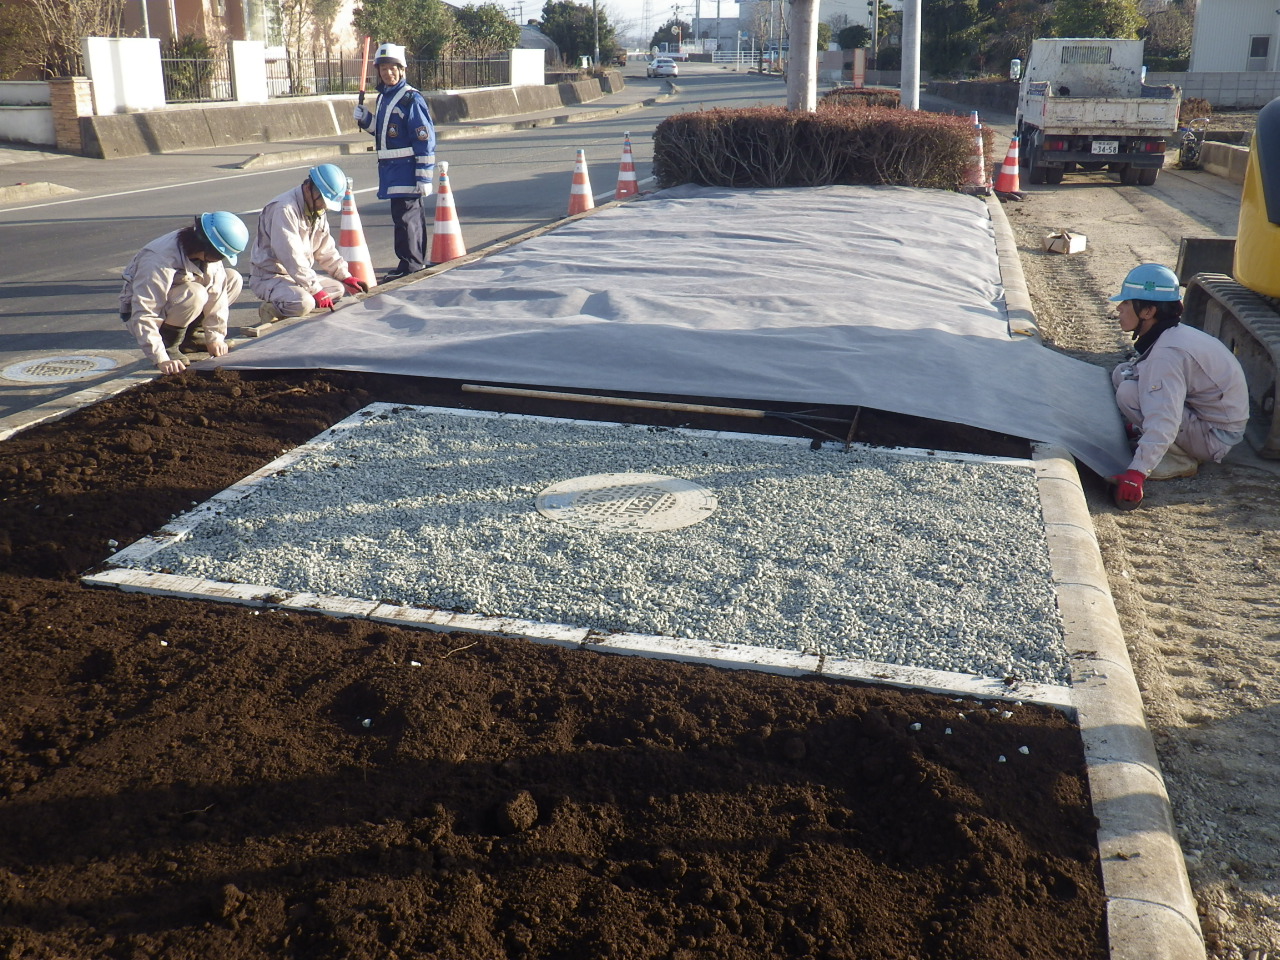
[{"x1": 374, "y1": 43, "x2": 407, "y2": 67}]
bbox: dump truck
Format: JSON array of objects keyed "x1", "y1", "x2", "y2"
[
  {"x1": 1016, "y1": 37, "x2": 1181, "y2": 186},
  {"x1": 1180, "y1": 96, "x2": 1280, "y2": 456}
]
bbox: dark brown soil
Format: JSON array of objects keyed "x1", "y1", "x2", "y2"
[{"x1": 0, "y1": 368, "x2": 1108, "y2": 960}]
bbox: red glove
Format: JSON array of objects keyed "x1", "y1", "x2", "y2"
[
  {"x1": 342, "y1": 276, "x2": 369, "y2": 295},
  {"x1": 312, "y1": 289, "x2": 335, "y2": 311},
  {"x1": 1112, "y1": 469, "x2": 1145, "y2": 509}
]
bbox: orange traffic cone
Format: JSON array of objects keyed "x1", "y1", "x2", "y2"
[
  {"x1": 963, "y1": 111, "x2": 990, "y2": 196},
  {"x1": 615, "y1": 132, "x2": 639, "y2": 200},
  {"x1": 429, "y1": 161, "x2": 466, "y2": 265},
  {"x1": 993, "y1": 136, "x2": 1024, "y2": 199},
  {"x1": 569, "y1": 148, "x2": 595, "y2": 215},
  {"x1": 339, "y1": 178, "x2": 377, "y2": 289}
]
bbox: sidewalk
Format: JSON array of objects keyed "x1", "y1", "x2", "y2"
[{"x1": 0, "y1": 81, "x2": 674, "y2": 205}]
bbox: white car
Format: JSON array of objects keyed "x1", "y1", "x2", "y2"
[{"x1": 647, "y1": 57, "x2": 678, "y2": 78}]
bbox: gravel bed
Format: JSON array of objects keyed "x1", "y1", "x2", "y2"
[{"x1": 139, "y1": 405, "x2": 1069, "y2": 683}]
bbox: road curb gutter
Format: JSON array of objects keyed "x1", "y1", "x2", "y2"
[
  {"x1": 1033, "y1": 446, "x2": 1206, "y2": 960},
  {"x1": 986, "y1": 193, "x2": 1040, "y2": 339}
]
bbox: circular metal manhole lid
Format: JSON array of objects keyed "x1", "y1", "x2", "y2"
[
  {"x1": 1, "y1": 355, "x2": 118, "y2": 384},
  {"x1": 536, "y1": 473, "x2": 717, "y2": 532}
]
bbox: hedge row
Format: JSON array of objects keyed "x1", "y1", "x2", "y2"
[
  {"x1": 819, "y1": 86, "x2": 901, "y2": 109},
  {"x1": 652, "y1": 105, "x2": 992, "y2": 191}
]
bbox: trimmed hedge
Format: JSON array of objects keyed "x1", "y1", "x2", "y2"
[
  {"x1": 819, "y1": 86, "x2": 901, "y2": 109},
  {"x1": 653, "y1": 105, "x2": 988, "y2": 191}
]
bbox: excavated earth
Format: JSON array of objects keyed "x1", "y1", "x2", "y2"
[{"x1": 0, "y1": 370, "x2": 1108, "y2": 960}]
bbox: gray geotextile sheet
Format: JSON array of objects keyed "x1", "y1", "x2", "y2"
[{"x1": 214, "y1": 184, "x2": 1131, "y2": 477}]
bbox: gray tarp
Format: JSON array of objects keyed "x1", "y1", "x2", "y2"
[{"x1": 213, "y1": 184, "x2": 1131, "y2": 477}]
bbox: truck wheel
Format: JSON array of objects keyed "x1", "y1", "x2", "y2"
[
  {"x1": 1045, "y1": 167, "x2": 1064, "y2": 185},
  {"x1": 1138, "y1": 166, "x2": 1159, "y2": 186},
  {"x1": 1118, "y1": 164, "x2": 1140, "y2": 185}
]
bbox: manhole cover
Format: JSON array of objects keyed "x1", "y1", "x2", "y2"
[
  {"x1": 535, "y1": 473, "x2": 717, "y2": 532},
  {"x1": 1, "y1": 355, "x2": 118, "y2": 384}
]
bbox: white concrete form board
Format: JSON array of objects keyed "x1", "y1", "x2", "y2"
[{"x1": 82, "y1": 403, "x2": 1203, "y2": 960}]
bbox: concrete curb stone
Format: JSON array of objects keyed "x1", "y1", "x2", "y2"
[{"x1": 1033, "y1": 446, "x2": 1205, "y2": 960}]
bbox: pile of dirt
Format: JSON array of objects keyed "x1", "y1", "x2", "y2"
[{"x1": 0, "y1": 370, "x2": 1108, "y2": 960}]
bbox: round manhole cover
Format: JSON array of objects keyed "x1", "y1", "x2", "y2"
[
  {"x1": 535, "y1": 473, "x2": 717, "y2": 532},
  {"x1": 1, "y1": 355, "x2": 118, "y2": 384}
]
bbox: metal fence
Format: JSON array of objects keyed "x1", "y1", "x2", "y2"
[
  {"x1": 266, "y1": 56, "x2": 366, "y2": 98},
  {"x1": 408, "y1": 56, "x2": 511, "y2": 92},
  {"x1": 161, "y1": 55, "x2": 234, "y2": 103},
  {"x1": 156, "y1": 51, "x2": 513, "y2": 103},
  {"x1": 264, "y1": 54, "x2": 511, "y2": 98}
]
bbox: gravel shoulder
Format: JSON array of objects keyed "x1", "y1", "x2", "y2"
[{"x1": 1005, "y1": 163, "x2": 1280, "y2": 959}]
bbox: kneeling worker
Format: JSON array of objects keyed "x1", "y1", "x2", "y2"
[
  {"x1": 120, "y1": 211, "x2": 249, "y2": 376},
  {"x1": 250, "y1": 163, "x2": 369, "y2": 323},
  {"x1": 1109, "y1": 263, "x2": 1249, "y2": 510}
]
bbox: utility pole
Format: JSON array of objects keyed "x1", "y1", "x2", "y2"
[
  {"x1": 868, "y1": 0, "x2": 879, "y2": 71},
  {"x1": 901, "y1": 0, "x2": 920, "y2": 109},
  {"x1": 593, "y1": 0, "x2": 600, "y2": 63}
]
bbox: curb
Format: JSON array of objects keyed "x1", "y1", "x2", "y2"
[
  {"x1": 0, "y1": 180, "x2": 77, "y2": 203},
  {"x1": 1033, "y1": 447, "x2": 1205, "y2": 960},
  {"x1": 985, "y1": 192, "x2": 1040, "y2": 339}
]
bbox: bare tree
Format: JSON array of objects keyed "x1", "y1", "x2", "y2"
[{"x1": 17, "y1": 0, "x2": 127, "y2": 77}]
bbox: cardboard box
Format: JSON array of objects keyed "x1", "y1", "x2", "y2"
[{"x1": 1043, "y1": 230, "x2": 1087, "y2": 254}]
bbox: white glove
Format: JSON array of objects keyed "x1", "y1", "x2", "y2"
[
  {"x1": 353, "y1": 104, "x2": 371, "y2": 124},
  {"x1": 417, "y1": 180, "x2": 432, "y2": 198}
]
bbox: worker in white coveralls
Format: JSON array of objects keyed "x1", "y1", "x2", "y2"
[
  {"x1": 250, "y1": 163, "x2": 369, "y2": 324},
  {"x1": 1109, "y1": 263, "x2": 1249, "y2": 511},
  {"x1": 119, "y1": 211, "x2": 249, "y2": 376},
  {"x1": 351, "y1": 42, "x2": 436, "y2": 281}
]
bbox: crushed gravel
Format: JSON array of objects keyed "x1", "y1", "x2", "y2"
[{"x1": 135, "y1": 404, "x2": 1069, "y2": 683}]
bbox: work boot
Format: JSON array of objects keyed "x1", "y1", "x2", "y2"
[
  {"x1": 178, "y1": 324, "x2": 205, "y2": 355},
  {"x1": 159, "y1": 322, "x2": 185, "y2": 350},
  {"x1": 257, "y1": 301, "x2": 283, "y2": 324},
  {"x1": 1147, "y1": 443, "x2": 1199, "y2": 480}
]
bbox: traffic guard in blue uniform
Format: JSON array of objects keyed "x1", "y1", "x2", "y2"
[{"x1": 353, "y1": 42, "x2": 437, "y2": 281}]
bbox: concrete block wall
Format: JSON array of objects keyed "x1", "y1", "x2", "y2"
[
  {"x1": 0, "y1": 83, "x2": 55, "y2": 145},
  {"x1": 926, "y1": 80, "x2": 1019, "y2": 115},
  {"x1": 71, "y1": 74, "x2": 621, "y2": 159},
  {"x1": 1200, "y1": 140, "x2": 1250, "y2": 183},
  {"x1": 1147, "y1": 72, "x2": 1280, "y2": 108}
]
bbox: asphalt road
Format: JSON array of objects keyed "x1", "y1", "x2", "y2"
[{"x1": 0, "y1": 63, "x2": 788, "y2": 420}]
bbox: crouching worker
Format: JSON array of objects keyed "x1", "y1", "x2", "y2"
[
  {"x1": 250, "y1": 163, "x2": 369, "y2": 324},
  {"x1": 1109, "y1": 263, "x2": 1249, "y2": 510},
  {"x1": 119, "y1": 211, "x2": 249, "y2": 376}
]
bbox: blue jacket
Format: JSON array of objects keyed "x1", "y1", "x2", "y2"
[{"x1": 358, "y1": 78, "x2": 436, "y2": 199}]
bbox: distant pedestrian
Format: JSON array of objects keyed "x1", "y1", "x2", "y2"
[
  {"x1": 119, "y1": 212, "x2": 248, "y2": 376},
  {"x1": 1109, "y1": 263, "x2": 1249, "y2": 510},
  {"x1": 352, "y1": 42, "x2": 436, "y2": 281},
  {"x1": 250, "y1": 164, "x2": 368, "y2": 323}
]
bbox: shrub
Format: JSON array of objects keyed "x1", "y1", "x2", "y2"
[
  {"x1": 819, "y1": 86, "x2": 900, "y2": 109},
  {"x1": 652, "y1": 105, "x2": 980, "y2": 191},
  {"x1": 1179, "y1": 97, "x2": 1212, "y2": 123}
]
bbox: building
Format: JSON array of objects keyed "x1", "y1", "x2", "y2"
[{"x1": 1188, "y1": 0, "x2": 1277, "y2": 71}]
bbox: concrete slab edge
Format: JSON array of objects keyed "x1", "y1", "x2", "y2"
[
  {"x1": 985, "y1": 192, "x2": 1040, "y2": 339},
  {"x1": 1032, "y1": 444, "x2": 1205, "y2": 960},
  {"x1": 0, "y1": 180, "x2": 77, "y2": 203}
]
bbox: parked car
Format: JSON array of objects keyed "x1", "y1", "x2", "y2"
[{"x1": 647, "y1": 57, "x2": 678, "y2": 78}]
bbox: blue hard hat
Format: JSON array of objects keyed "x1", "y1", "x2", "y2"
[
  {"x1": 197, "y1": 211, "x2": 249, "y2": 266},
  {"x1": 1110, "y1": 263, "x2": 1182, "y2": 302},
  {"x1": 308, "y1": 163, "x2": 347, "y2": 211}
]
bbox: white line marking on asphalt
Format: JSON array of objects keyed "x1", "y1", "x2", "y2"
[{"x1": 0, "y1": 173, "x2": 379, "y2": 215}]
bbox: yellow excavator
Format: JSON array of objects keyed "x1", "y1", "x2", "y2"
[{"x1": 1181, "y1": 95, "x2": 1280, "y2": 456}]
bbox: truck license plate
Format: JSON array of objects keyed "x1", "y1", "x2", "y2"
[{"x1": 1093, "y1": 140, "x2": 1119, "y2": 154}]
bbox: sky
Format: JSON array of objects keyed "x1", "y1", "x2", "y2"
[
  {"x1": 601, "y1": 0, "x2": 880, "y2": 45},
  {"x1": 515, "y1": 0, "x2": 875, "y2": 46}
]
